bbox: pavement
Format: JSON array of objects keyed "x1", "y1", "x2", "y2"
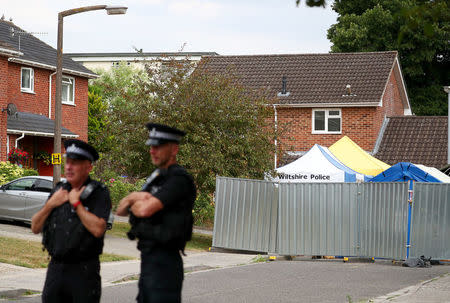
[{"x1": 0, "y1": 219, "x2": 449, "y2": 302}]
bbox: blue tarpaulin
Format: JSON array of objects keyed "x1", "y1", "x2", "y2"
[{"x1": 369, "y1": 162, "x2": 442, "y2": 183}]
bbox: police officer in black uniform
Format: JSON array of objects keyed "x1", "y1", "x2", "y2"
[
  {"x1": 117, "y1": 123, "x2": 196, "y2": 303},
  {"x1": 31, "y1": 139, "x2": 111, "y2": 303}
]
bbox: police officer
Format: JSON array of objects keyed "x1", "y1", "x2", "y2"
[
  {"x1": 31, "y1": 139, "x2": 111, "y2": 303},
  {"x1": 117, "y1": 123, "x2": 196, "y2": 303}
]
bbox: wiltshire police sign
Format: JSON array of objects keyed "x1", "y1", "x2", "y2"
[{"x1": 277, "y1": 173, "x2": 332, "y2": 181}]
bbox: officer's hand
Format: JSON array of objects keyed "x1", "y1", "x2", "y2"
[
  {"x1": 47, "y1": 188, "x2": 69, "y2": 208},
  {"x1": 69, "y1": 185, "x2": 85, "y2": 206},
  {"x1": 116, "y1": 192, "x2": 151, "y2": 216}
]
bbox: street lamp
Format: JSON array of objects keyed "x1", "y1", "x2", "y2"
[
  {"x1": 444, "y1": 86, "x2": 450, "y2": 165},
  {"x1": 53, "y1": 5, "x2": 127, "y2": 185}
]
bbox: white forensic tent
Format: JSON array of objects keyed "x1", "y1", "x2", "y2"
[
  {"x1": 275, "y1": 144, "x2": 369, "y2": 183},
  {"x1": 415, "y1": 164, "x2": 450, "y2": 183}
]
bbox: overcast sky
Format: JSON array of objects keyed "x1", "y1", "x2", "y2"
[{"x1": 2, "y1": 0, "x2": 337, "y2": 55}]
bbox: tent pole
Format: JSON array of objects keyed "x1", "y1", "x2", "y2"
[{"x1": 406, "y1": 180, "x2": 413, "y2": 260}]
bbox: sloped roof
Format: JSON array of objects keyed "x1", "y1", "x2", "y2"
[
  {"x1": 197, "y1": 51, "x2": 400, "y2": 106},
  {"x1": 375, "y1": 116, "x2": 448, "y2": 168},
  {"x1": 7, "y1": 112, "x2": 78, "y2": 138},
  {"x1": 0, "y1": 20, "x2": 95, "y2": 77}
]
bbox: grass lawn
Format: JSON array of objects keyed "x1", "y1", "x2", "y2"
[
  {"x1": 0, "y1": 236, "x2": 133, "y2": 269},
  {"x1": 107, "y1": 222, "x2": 212, "y2": 251}
]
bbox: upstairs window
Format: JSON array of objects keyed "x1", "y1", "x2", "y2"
[
  {"x1": 21, "y1": 67, "x2": 34, "y2": 93},
  {"x1": 312, "y1": 109, "x2": 341, "y2": 134},
  {"x1": 62, "y1": 76, "x2": 75, "y2": 104}
]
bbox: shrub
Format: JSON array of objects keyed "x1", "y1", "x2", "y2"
[
  {"x1": 0, "y1": 161, "x2": 38, "y2": 184},
  {"x1": 22, "y1": 168, "x2": 39, "y2": 177},
  {"x1": 193, "y1": 192, "x2": 215, "y2": 228},
  {"x1": 107, "y1": 177, "x2": 145, "y2": 210}
]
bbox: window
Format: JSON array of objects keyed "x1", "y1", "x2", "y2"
[
  {"x1": 21, "y1": 67, "x2": 34, "y2": 93},
  {"x1": 62, "y1": 76, "x2": 75, "y2": 104},
  {"x1": 312, "y1": 109, "x2": 341, "y2": 133},
  {"x1": 6, "y1": 178, "x2": 35, "y2": 191},
  {"x1": 33, "y1": 179, "x2": 52, "y2": 193}
]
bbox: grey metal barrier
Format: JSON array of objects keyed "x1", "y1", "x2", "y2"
[
  {"x1": 358, "y1": 182, "x2": 409, "y2": 260},
  {"x1": 277, "y1": 183, "x2": 359, "y2": 257},
  {"x1": 213, "y1": 177, "x2": 449, "y2": 260},
  {"x1": 213, "y1": 177, "x2": 278, "y2": 253},
  {"x1": 410, "y1": 183, "x2": 450, "y2": 259}
]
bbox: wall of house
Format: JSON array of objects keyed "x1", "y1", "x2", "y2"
[
  {"x1": 276, "y1": 107, "x2": 381, "y2": 152},
  {"x1": 276, "y1": 69, "x2": 405, "y2": 155},
  {"x1": 1, "y1": 62, "x2": 89, "y2": 166},
  {"x1": 0, "y1": 57, "x2": 9, "y2": 162}
]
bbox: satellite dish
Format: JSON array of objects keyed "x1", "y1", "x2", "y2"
[{"x1": 2, "y1": 103, "x2": 17, "y2": 116}]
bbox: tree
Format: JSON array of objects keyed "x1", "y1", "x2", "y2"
[
  {"x1": 327, "y1": 0, "x2": 449, "y2": 115},
  {"x1": 87, "y1": 86, "x2": 110, "y2": 153},
  {"x1": 90, "y1": 60, "x2": 277, "y2": 197}
]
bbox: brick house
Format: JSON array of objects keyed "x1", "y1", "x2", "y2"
[
  {"x1": 197, "y1": 51, "x2": 411, "y2": 166},
  {"x1": 0, "y1": 19, "x2": 95, "y2": 175}
]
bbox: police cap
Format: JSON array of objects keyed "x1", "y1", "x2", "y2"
[
  {"x1": 145, "y1": 123, "x2": 186, "y2": 146},
  {"x1": 64, "y1": 139, "x2": 99, "y2": 162}
]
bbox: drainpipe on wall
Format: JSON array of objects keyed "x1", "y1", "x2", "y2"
[
  {"x1": 6, "y1": 136, "x2": 9, "y2": 159},
  {"x1": 444, "y1": 86, "x2": 450, "y2": 164},
  {"x1": 273, "y1": 104, "x2": 278, "y2": 169},
  {"x1": 49, "y1": 71, "x2": 57, "y2": 118},
  {"x1": 15, "y1": 133, "x2": 25, "y2": 148}
]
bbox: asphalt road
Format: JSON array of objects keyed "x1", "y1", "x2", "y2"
[
  {"x1": 12, "y1": 260, "x2": 450, "y2": 303},
  {"x1": 1, "y1": 220, "x2": 449, "y2": 302}
]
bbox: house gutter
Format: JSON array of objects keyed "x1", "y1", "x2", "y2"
[
  {"x1": 49, "y1": 71, "x2": 57, "y2": 118},
  {"x1": 0, "y1": 47, "x2": 23, "y2": 57},
  {"x1": 7, "y1": 129, "x2": 78, "y2": 138},
  {"x1": 7, "y1": 58, "x2": 98, "y2": 79},
  {"x1": 268, "y1": 102, "x2": 380, "y2": 108}
]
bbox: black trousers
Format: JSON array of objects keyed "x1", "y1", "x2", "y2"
[
  {"x1": 137, "y1": 247, "x2": 183, "y2": 303},
  {"x1": 42, "y1": 258, "x2": 101, "y2": 303}
]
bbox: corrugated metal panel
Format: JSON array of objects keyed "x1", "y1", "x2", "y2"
[
  {"x1": 277, "y1": 183, "x2": 359, "y2": 256},
  {"x1": 213, "y1": 177, "x2": 277, "y2": 252},
  {"x1": 410, "y1": 183, "x2": 450, "y2": 259},
  {"x1": 359, "y1": 183, "x2": 408, "y2": 260}
]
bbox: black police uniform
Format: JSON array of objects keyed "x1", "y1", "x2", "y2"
[
  {"x1": 41, "y1": 139, "x2": 111, "y2": 303},
  {"x1": 129, "y1": 123, "x2": 196, "y2": 303}
]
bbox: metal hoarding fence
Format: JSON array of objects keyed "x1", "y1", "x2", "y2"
[{"x1": 213, "y1": 177, "x2": 449, "y2": 260}]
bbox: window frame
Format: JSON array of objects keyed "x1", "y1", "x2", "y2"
[
  {"x1": 61, "y1": 76, "x2": 75, "y2": 105},
  {"x1": 20, "y1": 67, "x2": 34, "y2": 93},
  {"x1": 312, "y1": 108, "x2": 342, "y2": 134}
]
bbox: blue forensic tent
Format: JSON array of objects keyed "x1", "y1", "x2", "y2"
[
  {"x1": 369, "y1": 162, "x2": 442, "y2": 183},
  {"x1": 275, "y1": 144, "x2": 371, "y2": 183}
]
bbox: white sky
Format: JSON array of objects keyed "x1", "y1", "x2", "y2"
[{"x1": 2, "y1": 0, "x2": 338, "y2": 55}]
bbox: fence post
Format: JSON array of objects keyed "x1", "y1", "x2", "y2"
[{"x1": 406, "y1": 180, "x2": 414, "y2": 259}]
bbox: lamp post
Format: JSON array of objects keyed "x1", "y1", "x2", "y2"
[
  {"x1": 53, "y1": 5, "x2": 127, "y2": 185},
  {"x1": 444, "y1": 86, "x2": 450, "y2": 165}
]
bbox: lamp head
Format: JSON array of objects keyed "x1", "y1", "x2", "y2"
[{"x1": 105, "y1": 6, "x2": 127, "y2": 15}]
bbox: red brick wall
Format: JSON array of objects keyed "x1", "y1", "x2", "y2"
[
  {"x1": 0, "y1": 57, "x2": 9, "y2": 161},
  {"x1": 276, "y1": 69, "x2": 405, "y2": 153}
]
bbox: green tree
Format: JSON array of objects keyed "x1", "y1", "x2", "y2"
[
  {"x1": 88, "y1": 86, "x2": 110, "y2": 153},
  {"x1": 327, "y1": 0, "x2": 449, "y2": 115},
  {"x1": 90, "y1": 60, "x2": 277, "y2": 197}
]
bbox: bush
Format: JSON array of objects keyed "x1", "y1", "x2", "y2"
[
  {"x1": 22, "y1": 168, "x2": 39, "y2": 177},
  {"x1": 0, "y1": 162, "x2": 25, "y2": 184},
  {"x1": 106, "y1": 177, "x2": 145, "y2": 210},
  {"x1": 193, "y1": 192, "x2": 215, "y2": 228}
]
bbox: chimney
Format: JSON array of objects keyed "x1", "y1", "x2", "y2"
[
  {"x1": 346, "y1": 84, "x2": 351, "y2": 95},
  {"x1": 277, "y1": 76, "x2": 290, "y2": 97}
]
